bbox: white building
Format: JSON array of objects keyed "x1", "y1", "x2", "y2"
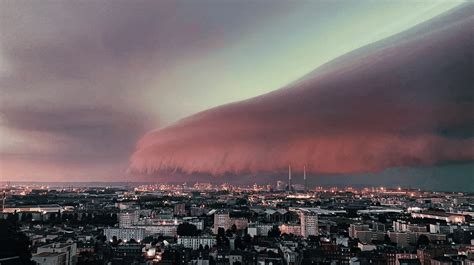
[
  {"x1": 3, "y1": 204, "x2": 63, "y2": 213},
  {"x1": 32, "y1": 252, "x2": 67, "y2": 265},
  {"x1": 358, "y1": 242, "x2": 377, "y2": 252},
  {"x1": 36, "y1": 242, "x2": 77, "y2": 265},
  {"x1": 177, "y1": 236, "x2": 216, "y2": 250},
  {"x1": 300, "y1": 211, "x2": 318, "y2": 238},
  {"x1": 136, "y1": 224, "x2": 178, "y2": 237},
  {"x1": 104, "y1": 228, "x2": 145, "y2": 242},
  {"x1": 247, "y1": 223, "x2": 273, "y2": 237}
]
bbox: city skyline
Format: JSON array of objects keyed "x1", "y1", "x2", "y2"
[{"x1": 0, "y1": 1, "x2": 472, "y2": 192}]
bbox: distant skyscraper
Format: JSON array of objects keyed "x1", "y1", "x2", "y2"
[{"x1": 300, "y1": 211, "x2": 318, "y2": 238}]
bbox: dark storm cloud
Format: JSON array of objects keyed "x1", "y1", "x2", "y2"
[
  {"x1": 1, "y1": 106, "x2": 147, "y2": 160},
  {"x1": 0, "y1": 0, "x2": 292, "y2": 179},
  {"x1": 130, "y1": 4, "x2": 474, "y2": 177}
]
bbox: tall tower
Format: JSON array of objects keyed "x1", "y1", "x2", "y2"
[
  {"x1": 288, "y1": 165, "x2": 292, "y2": 193},
  {"x1": 304, "y1": 165, "x2": 307, "y2": 192},
  {"x1": 1, "y1": 189, "x2": 5, "y2": 213},
  {"x1": 300, "y1": 211, "x2": 318, "y2": 238}
]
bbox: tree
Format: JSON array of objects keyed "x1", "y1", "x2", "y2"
[
  {"x1": 177, "y1": 223, "x2": 198, "y2": 236},
  {"x1": 217, "y1": 227, "x2": 226, "y2": 238},
  {"x1": 234, "y1": 236, "x2": 244, "y2": 250},
  {"x1": 417, "y1": 234, "x2": 430, "y2": 247},
  {"x1": 243, "y1": 234, "x2": 252, "y2": 244},
  {"x1": 268, "y1": 225, "x2": 281, "y2": 238},
  {"x1": 0, "y1": 220, "x2": 34, "y2": 265}
]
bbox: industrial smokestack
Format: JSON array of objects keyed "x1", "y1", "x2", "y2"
[
  {"x1": 288, "y1": 164, "x2": 292, "y2": 193},
  {"x1": 304, "y1": 165, "x2": 307, "y2": 192}
]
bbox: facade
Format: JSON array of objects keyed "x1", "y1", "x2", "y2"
[
  {"x1": 411, "y1": 212, "x2": 466, "y2": 223},
  {"x1": 32, "y1": 252, "x2": 67, "y2": 265},
  {"x1": 174, "y1": 203, "x2": 186, "y2": 216},
  {"x1": 104, "y1": 228, "x2": 145, "y2": 242},
  {"x1": 279, "y1": 224, "x2": 301, "y2": 236},
  {"x1": 213, "y1": 210, "x2": 231, "y2": 233},
  {"x1": 300, "y1": 211, "x2": 318, "y2": 238},
  {"x1": 118, "y1": 211, "x2": 139, "y2": 228},
  {"x1": 3, "y1": 204, "x2": 63, "y2": 214},
  {"x1": 177, "y1": 236, "x2": 216, "y2": 250},
  {"x1": 136, "y1": 224, "x2": 178, "y2": 237},
  {"x1": 387, "y1": 231, "x2": 416, "y2": 248},
  {"x1": 232, "y1": 217, "x2": 249, "y2": 230},
  {"x1": 36, "y1": 243, "x2": 77, "y2": 265},
  {"x1": 349, "y1": 224, "x2": 370, "y2": 238}
]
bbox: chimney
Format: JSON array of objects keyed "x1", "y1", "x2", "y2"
[
  {"x1": 288, "y1": 165, "x2": 292, "y2": 193},
  {"x1": 304, "y1": 165, "x2": 307, "y2": 192}
]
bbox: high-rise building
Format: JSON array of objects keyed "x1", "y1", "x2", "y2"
[
  {"x1": 300, "y1": 211, "x2": 318, "y2": 238},
  {"x1": 174, "y1": 203, "x2": 186, "y2": 216},
  {"x1": 213, "y1": 210, "x2": 231, "y2": 234},
  {"x1": 118, "y1": 211, "x2": 139, "y2": 228}
]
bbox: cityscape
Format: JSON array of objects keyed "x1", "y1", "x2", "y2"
[
  {"x1": 1, "y1": 180, "x2": 473, "y2": 265},
  {"x1": 0, "y1": 1, "x2": 473, "y2": 265}
]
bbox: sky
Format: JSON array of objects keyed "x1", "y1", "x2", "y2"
[{"x1": 0, "y1": 0, "x2": 470, "y2": 186}]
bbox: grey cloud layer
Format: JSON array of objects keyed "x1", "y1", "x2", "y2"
[
  {"x1": 0, "y1": 1, "x2": 291, "y2": 179},
  {"x1": 130, "y1": 4, "x2": 474, "y2": 177}
]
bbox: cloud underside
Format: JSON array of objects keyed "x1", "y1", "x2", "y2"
[{"x1": 130, "y1": 6, "x2": 474, "y2": 176}]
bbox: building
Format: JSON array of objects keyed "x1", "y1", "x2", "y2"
[
  {"x1": 136, "y1": 224, "x2": 178, "y2": 237},
  {"x1": 358, "y1": 242, "x2": 376, "y2": 252},
  {"x1": 349, "y1": 224, "x2": 370, "y2": 238},
  {"x1": 177, "y1": 236, "x2": 216, "y2": 250},
  {"x1": 118, "y1": 211, "x2": 138, "y2": 228},
  {"x1": 396, "y1": 254, "x2": 419, "y2": 265},
  {"x1": 104, "y1": 228, "x2": 145, "y2": 242},
  {"x1": 247, "y1": 223, "x2": 273, "y2": 237},
  {"x1": 411, "y1": 211, "x2": 466, "y2": 223},
  {"x1": 213, "y1": 210, "x2": 231, "y2": 233},
  {"x1": 232, "y1": 217, "x2": 249, "y2": 230},
  {"x1": 2, "y1": 204, "x2": 63, "y2": 214},
  {"x1": 387, "y1": 231, "x2": 416, "y2": 248},
  {"x1": 279, "y1": 224, "x2": 301, "y2": 236},
  {"x1": 174, "y1": 203, "x2": 186, "y2": 216},
  {"x1": 32, "y1": 252, "x2": 67, "y2": 265},
  {"x1": 417, "y1": 247, "x2": 457, "y2": 265},
  {"x1": 353, "y1": 230, "x2": 385, "y2": 244},
  {"x1": 300, "y1": 211, "x2": 318, "y2": 238},
  {"x1": 36, "y1": 242, "x2": 77, "y2": 265}
]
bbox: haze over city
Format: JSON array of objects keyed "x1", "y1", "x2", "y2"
[{"x1": 0, "y1": 1, "x2": 473, "y2": 191}]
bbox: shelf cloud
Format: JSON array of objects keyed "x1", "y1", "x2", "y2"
[{"x1": 130, "y1": 5, "x2": 474, "y2": 177}]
